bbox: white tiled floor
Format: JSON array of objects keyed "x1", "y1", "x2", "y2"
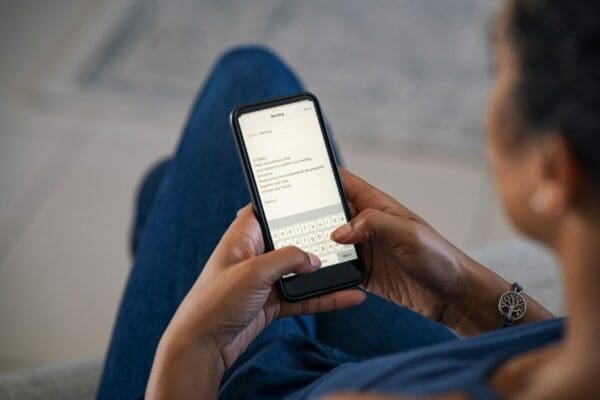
[{"x1": 0, "y1": 0, "x2": 527, "y2": 372}]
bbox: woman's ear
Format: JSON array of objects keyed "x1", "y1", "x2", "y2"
[
  {"x1": 534, "y1": 134, "x2": 587, "y2": 218},
  {"x1": 524, "y1": 132, "x2": 592, "y2": 246}
]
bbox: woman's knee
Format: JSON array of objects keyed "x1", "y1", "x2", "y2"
[
  {"x1": 209, "y1": 45, "x2": 301, "y2": 90},
  {"x1": 217, "y1": 45, "x2": 281, "y2": 68}
]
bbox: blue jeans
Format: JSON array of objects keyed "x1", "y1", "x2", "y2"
[{"x1": 97, "y1": 46, "x2": 456, "y2": 400}]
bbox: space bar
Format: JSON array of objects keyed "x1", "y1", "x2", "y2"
[{"x1": 316, "y1": 253, "x2": 336, "y2": 266}]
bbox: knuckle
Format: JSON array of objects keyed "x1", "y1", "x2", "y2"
[
  {"x1": 361, "y1": 208, "x2": 378, "y2": 222},
  {"x1": 381, "y1": 204, "x2": 401, "y2": 216},
  {"x1": 230, "y1": 233, "x2": 257, "y2": 261},
  {"x1": 410, "y1": 222, "x2": 431, "y2": 247},
  {"x1": 359, "y1": 209, "x2": 379, "y2": 234}
]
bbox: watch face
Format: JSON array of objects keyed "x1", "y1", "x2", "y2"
[{"x1": 498, "y1": 291, "x2": 527, "y2": 321}]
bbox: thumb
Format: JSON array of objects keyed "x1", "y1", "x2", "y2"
[
  {"x1": 330, "y1": 208, "x2": 410, "y2": 246},
  {"x1": 249, "y1": 246, "x2": 321, "y2": 285}
]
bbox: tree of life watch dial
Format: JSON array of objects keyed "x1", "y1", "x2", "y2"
[{"x1": 498, "y1": 291, "x2": 527, "y2": 321}]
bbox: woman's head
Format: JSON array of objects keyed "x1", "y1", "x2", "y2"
[{"x1": 487, "y1": 0, "x2": 600, "y2": 243}]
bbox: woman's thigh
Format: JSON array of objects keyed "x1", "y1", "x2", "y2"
[{"x1": 97, "y1": 46, "x2": 309, "y2": 400}]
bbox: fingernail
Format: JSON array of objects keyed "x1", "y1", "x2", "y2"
[
  {"x1": 331, "y1": 223, "x2": 352, "y2": 241},
  {"x1": 308, "y1": 253, "x2": 321, "y2": 268}
]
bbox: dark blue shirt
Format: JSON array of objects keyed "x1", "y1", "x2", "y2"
[
  {"x1": 221, "y1": 318, "x2": 563, "y2": 399},
  {"x1": 293, "y1": 318, "x2": 563, "y2": 399}
]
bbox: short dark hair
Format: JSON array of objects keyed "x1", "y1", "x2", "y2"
[{"x1": 503, "y1": 0, "x2": 600, "y2": 183}]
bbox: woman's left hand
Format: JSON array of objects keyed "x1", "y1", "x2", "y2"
[{"x1": 146, "y1": 204, "x2": 366, "y2": 400}]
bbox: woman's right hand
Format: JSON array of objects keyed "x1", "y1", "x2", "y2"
[{"x1": 331, "y1": 168, "x2": 518, "y2": 335}]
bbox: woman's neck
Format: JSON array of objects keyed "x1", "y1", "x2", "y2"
[
  {"x1": 529, "y1": 212, "x2": 600, "y2": 398},
  {"x1": 557, "y1": 213, "x2": 600, "y2": 361}
]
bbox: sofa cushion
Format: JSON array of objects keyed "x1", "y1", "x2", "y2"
[{"x1": 0, "y1": 359, "x2": 101, "y2": 400}]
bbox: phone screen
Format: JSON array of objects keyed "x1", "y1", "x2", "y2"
[{"x1": 238, "y1": 99, "x2": 358, "y2": 270}]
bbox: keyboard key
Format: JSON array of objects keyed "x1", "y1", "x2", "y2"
[
  {"x1": 309, "y1": 221, "x2": 317, "y2": 231},
  {"x1": 319, "y1": 255, "x2": 333, "y2": 265},
  {"x1": 338, "y1": 250, "x2": 355, "y2": 261},
  {"x1": 294, "y1": 225, "x2": 302, "y2": 235},
  {"x1": 324, "y1": 217, "x2": 331, "y2": 227},
  {"x1": 301, "y1": 223, "x2": 309, "y2": 233}
]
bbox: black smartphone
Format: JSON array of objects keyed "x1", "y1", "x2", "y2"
[{"x1": 230, "y1": 92, "x2": 366, "y2": 301}]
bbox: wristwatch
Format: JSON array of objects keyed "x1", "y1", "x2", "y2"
[{"x1": 498, "y1": 282, "x2": 527, "y2": 328}]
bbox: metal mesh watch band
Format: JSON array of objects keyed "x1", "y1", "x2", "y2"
[{"x1": 498, "y1": 282, "x2": 527, "y2": 328}]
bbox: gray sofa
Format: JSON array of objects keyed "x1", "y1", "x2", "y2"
[
  {"x1": 0, "y1": 240, "x2": 562, "y2": 400},
  {"x1": 0, "y1": 360, "x2": 101, "y2": 400}
]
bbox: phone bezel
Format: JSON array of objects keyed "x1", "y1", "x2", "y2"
[{"x1": 230, "y1": 92, "x2": 366, "y2": 302}]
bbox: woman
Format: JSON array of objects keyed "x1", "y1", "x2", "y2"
[{"x1": 98, "y1": 0, "x2": 600, "y2": 398}]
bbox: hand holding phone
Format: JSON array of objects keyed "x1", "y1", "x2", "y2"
[
  {"x1": 146, "y1": 205, "x2": 365, "y2": 399},
  {"x1": 230, "y1": 92, "x2": 366, "y2": 301}
]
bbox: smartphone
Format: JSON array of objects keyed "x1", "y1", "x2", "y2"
[{"x1": 230, "y1": 92, "x2": 366, "y2": 301}]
